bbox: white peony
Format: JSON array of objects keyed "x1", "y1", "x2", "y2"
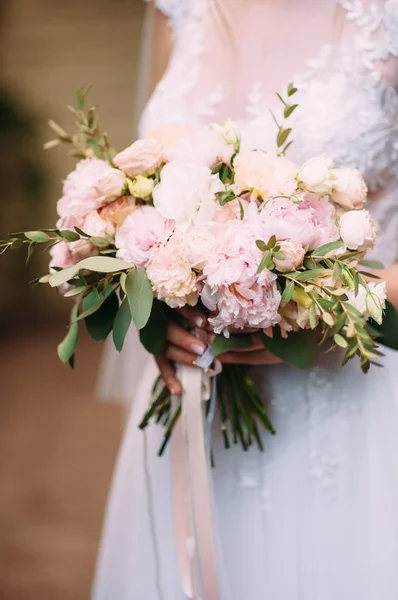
[
  {"x1": 346, "y1": 281, "x2": 387, "y2": 324},
  {"x1": 297, "y1": 155, "x2": 336, "y2": 196},
  {"x1": 332, "y1": 167, "x2": 368, "y2": 209},
  {"x1": 339, "y1": 209, "x2": 376, "y2": 251},
  {"x1": 152, "y1": 161, "x2": 225, "y2": 230}
]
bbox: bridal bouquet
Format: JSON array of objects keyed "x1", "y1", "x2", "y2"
[{"x1": 2, "y1": 85, "x2": 395, "y2": 453}]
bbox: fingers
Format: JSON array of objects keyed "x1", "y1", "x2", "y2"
[
  {"x1": 167, "y1": 322, "x2": 207, "y2": 356},
  {"x1": 176, "y1": 305, "x2": 207, "y2": 329},
  {"x1": 155, "y1": 355, "x2": 182, "y2": 396},
  {"x1": 219, "y1": 349, "x2": 283, "y2": 365},
  {"x1": 165, "y1": 344, "x2": 197, "y2": 366}
]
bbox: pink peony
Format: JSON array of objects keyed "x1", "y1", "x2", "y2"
[
  {"x1": 57, "y1": 158, "x2": 126, "y2": 219},
  {"x1": 201, "y1": 219, "x2": 281, "y2": 334},
  {"x1": 183, "y1": 223, "x2": 225, "y2": 270},
  {"x1": 146, "y1": 232, "x2": 198, "y2": 308},
  {"x1": 82, "y1": 210, "x2": 116, "y2": 238},
  {"x1": 113, "y1": 138, "x2": 163, "y2": 177},
  {"x1": 259, "y1": 197, "x2": 339, "y2": 250},
  {"x1": 115, "y1": 205, "x2": 175, "y2": 267},
  {"x1": 49, "y1": 239, "x2": 95, "y2": 293}
]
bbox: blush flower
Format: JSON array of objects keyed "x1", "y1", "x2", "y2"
[
  {"x1": 297, "y1": 155, "x2": 336, "y2": 196},
  {"x1": 115, "y1": 205, "x2": 175, "y2": 267},
  {"x1": 346, "y1": 281, "x2": 387, "y2": 324},
  {"x1": 146, "y1": 232, "x2": 198, "y2": 308},
  {"x1": 233, "y1": 150, "x2": 298, "y2": 201},
  {"x1": 57, "y1": 158, "x2": 126, "y2": 219},
  {"x1": 100, "y1": 196, "x2": 137, "y2": 227},
  {"x1": 113, "y1": 138, "x2": 163, "y2": 177}
]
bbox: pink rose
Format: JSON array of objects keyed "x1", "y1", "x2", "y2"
[
  {"x1": 273, "y1": 240, "x2": 305, "y2": 272},
  {"x1": 113, "y1": 138, "x2": 163, "y2": 177},
  {"x1": 115, "y1": 205, "x2": 175, "y2": 267},
  {"x1": 57, "y1": 158, "x2": 125, "y2": 219}
]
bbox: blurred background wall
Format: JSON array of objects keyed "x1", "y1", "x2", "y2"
[{"x1": 0, "y1": 1, "x2": 145, "y2": 597}]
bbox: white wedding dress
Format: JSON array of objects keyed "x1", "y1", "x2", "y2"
[{"x1": 92, "y1": 1, "x2": 398, "y2": 598}]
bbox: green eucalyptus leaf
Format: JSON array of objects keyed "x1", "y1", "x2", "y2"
[
  {"x1": 85, "y1": 292, "x2": 119, "y2": 341},
  {"x1": 311, "y1": 240, "x2": 343, "y2": 257},
  {"x1": 260, "y1": 328, "x2": 317, "y2": 370},
  {"x1": 25, "y1": 231, "x2": 49, "y2": 243},
  {"x1": 359, "y1": 259, "x2": 385, "y2": 270},
  {"x1": 294, "y1": 268, "x2": 329, "y2": 282},
  {"x1": 256, "y1": 240, "x2": 267, "y2": 252},
  {"x1": 57, "y1": 304, "x2": 79, "y2": 363},
  {"x1": 63, "y1": 286, "x2": 86, "y2": 297},
  {"x1": 60, "y1": 230, "x2": 80, "y2": 242},
  {"x1": 49, "y1": 256, "x2": 130, "y2": 288},
  {"x1": 125, "y1": 268, "x2": 153, "y2": 330},
  {"x1": 284, "y1": 104, "x2": 298, "y2": 118},
  {"x1": 277, "y1": 128, "x2": 292, "y2": 148},
  {"x1": 287, "y1": 82, "x2": 298, "y2": 96},
  {"x1": 309, "y1": 302, "x2": 317, "y2": 329},
  {"x1": 139, "y1": 299, "x2": 168, "y2": 355},
  {"x1": 334, "y1": 333, "x2": 348, "y2": 348},
  {"x1": 89, "y1": 236, "x2": 110, "y2": 248},
  {"x1": 212, "y1": 334, "x2": 252, "y2": 357},
  {"x1": 280, "y1": 280, "x2": 295, "y2": 307},
  {"x1": 112, "y1": 298, "x2": 132, "y2": 351}
]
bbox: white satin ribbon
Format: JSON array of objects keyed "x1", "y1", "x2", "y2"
[{"x1": 171, "y1": 362, "x2": 221, "y2": 600}]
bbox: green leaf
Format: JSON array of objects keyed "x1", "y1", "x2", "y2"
[
  {"x1": 294, "y1": 268, "x2": 329, "y2": 282},
  {"x1": 267, "y1": 235, "x2": 277, "y2": 248},
  {"x1": 49, "y1": 256, "x2": 130, "y2": 287},
  {"x1": 238, "y1": 199, "x2": 244, "y2": 220},
  {"x1": 277, "y1": 128, "x2": 292, "y2": 148},
  {"x1": 74, "y1": 227, "x2": 90, "y2": 238},
  {"x1": 139, "y1": 299, "x2": 168, "y2": 355},
  {"x1": 57, "y1": 304, "x2": 79, "y2": 363},
  {"x1": 280, "y1": 280, "x2": 295, "y2": 307},
  {"x1": 212, "y1": 334, "x2": 252, "y2": 357},
  {"x1": 26, "y1": 242, "x2": 36, "y2": 263},
  {"x1": 312, "y1": 240, "x2": 343, "y2": 257},
  {"x1": 85, "y1": 292, "x2": 119, "y2": 341},
  {"x1": 287, "y1": 82, "x2": 298, "y2": 96},
  {"x1": 112, "y1": 298, "x2": 132, "y2": 351},
  {"x1": 332, "y1": 312, "x2": 346, "y2": 334},
  {"x1": 59, "y1": 230, "x2": 80, "y2": 242},
  {"x1": 256, "y1": 240, "x2": 267, "y2": 252},
  {"x1": 334, "y1": 333, "x2": 348, "y2": 348},
  {"x1": 284, "y1": 104, "x2": 298, "y2": 118},
  {"x1": 260, "y1": 328, "x2": 317, "y2": 370},
  {"x1": 257, "y1": 251, "x2": 274, "y2": 273},
  {"x1": 44, "y1": 139, "x2": 61, "y2": 150},
  {"x1": 25, "y1": 231, "x2": 49, "y2": 243},
  {"x1": 217, "y1": 190, "x2": 236, "y2": 206},
  {"x1": 89, "y1": 236, "x2": 110, "y2": 248},
  {"x1": 48, "y1": 119, "x2": 68, "y2": 138},
  {"x1": 359, "y1": 259, "x2": 385, "y2": 270},
  {"x1": 369, "y1": 300, "x2": 398, "y2": 351},
  {"x1": 77, "y1": 89, "x2": 85, "y2": 110},
  {"x1": 309, "y1": 302, "x2": 317, "y2": 329},
  {"x1": 125, "y1": 267, "x2": 153, "y2": 330},
  {"x1": 63, "y1": 286, "x2": 86, "y2": 297},
  {"x1": 322, "y1": 312, "x2": 334, "y2": 327}
]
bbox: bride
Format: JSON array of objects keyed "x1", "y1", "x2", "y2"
[{"x1": 93, "y1": 1, "x2": 398, "y2": 598}]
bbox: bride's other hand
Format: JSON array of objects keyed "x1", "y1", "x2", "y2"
[{"x1": 154, "y1": 306, "x2": 208, "y2": 396}]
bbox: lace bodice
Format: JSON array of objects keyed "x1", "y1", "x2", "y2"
[{"x1": 141, "y1": 0, "x2": 398, "y2": 264}]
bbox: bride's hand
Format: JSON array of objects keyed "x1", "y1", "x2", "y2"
[
  {"x1": 207, "y1": 331, "x2": 284, "y2": 366},
  {"x1": 154, "y1": 306, "x2": 208, "y2": 396}
]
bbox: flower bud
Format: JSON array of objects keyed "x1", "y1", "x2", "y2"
[
  {"x1": 273, "y1": 240, "x2": 305, "y2": 273},
  {"x1": 128, "y1": 175, "x2": 155, "y2": 201}
]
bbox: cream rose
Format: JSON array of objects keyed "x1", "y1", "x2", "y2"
[
  {"x1": 153, "y1": 161, "x2": 225, "y2": 230},
  {"x1": 233, "y1": 150, "x2": 297, "y2": 200},
  {"x1": 332, "y1": 167, "x2": 368, "y2": 209},
  {"x1": 297, "y1": 155, "x2": 336, "y2": 196},
  {"x1": 339, "y1": 209, "x2": 376, "y2": 251},
  {"x1": 113, "y1": 138, "x2": 163, "y2": 177}
]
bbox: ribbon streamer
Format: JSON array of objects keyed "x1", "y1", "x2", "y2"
[{"x1": 171, "y1": 359, "x2": 221, "y2": 599}]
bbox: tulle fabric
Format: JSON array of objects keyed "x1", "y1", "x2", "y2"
[{"x1": 93, "y1": 0, "x2": 398, "y2": 598}]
